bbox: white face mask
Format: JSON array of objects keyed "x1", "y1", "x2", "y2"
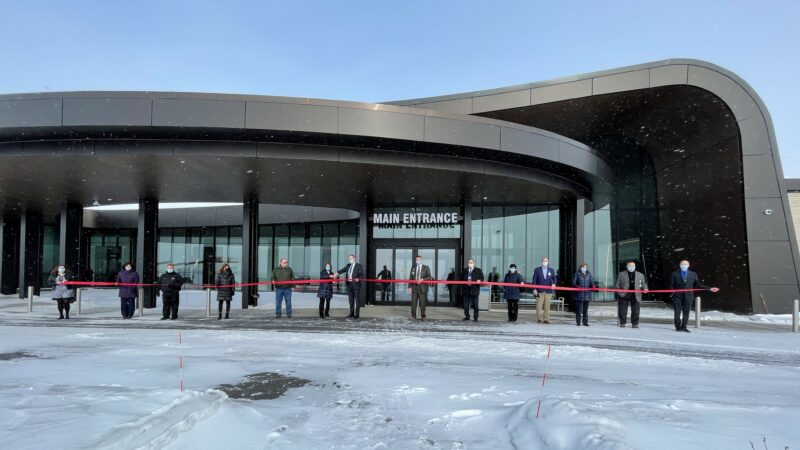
[
  {"x1": 167, "y1": 268, "x2": 174, "y2": 273},
  {"x1": 125, "y1": 266, "x2": 132, "y2": 271},
  {"x1": 680, "y1": 264, "x2": 689, "y2": 271},
  {"x1": 510, "y1": 267, "x2": 516, "y2": 273},
  {"x1": 468, "y1": 263, "x2": 475, "y2": 269},
  {"x1": 580, "y1": 267, "x2": 587, "y2": 273},
  {"x1": 542, "y1": 262, "x2": 549, "y2": 267},
  {"x1": 416, "y1": 260, "x2": 422, "y2": 265},
  {"x1": 325, "y1": 265, "x2": 331, "y2": 271},
  {"x1": 627, "y1": 265, "x2": 635, "y2": 272},
  {"x1": 348, "y1": 259, "x2": 355, "y2": 264}
]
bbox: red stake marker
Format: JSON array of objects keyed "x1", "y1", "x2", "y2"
[{"x1": 536, "y1": 345, "x2": 552, "y2": 419}]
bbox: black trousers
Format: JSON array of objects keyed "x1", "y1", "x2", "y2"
[
  {"x1": 463, "y1": 293, "x2": 479, "y2": 320},
  {"x1": 347, "y1": 283, "x2": 361, "y2": 317},
  {"x1": 617, "y1": 296, "x2": 639, "y2": 326},
  {"x1": 218, "y1": 300, "x2": 231, "y2": 314},
  {"x1": 56, "y1": 299, "x2": 72, "y2": 318},
  {"x1": 319, "y1": 297, "x2": 331, "y2": 317},
  {"x1": 673, "y1": 297, "x2": 693, "y2": 329},
  {"x1": 162, "y1": 292, "x2": 180, "y2": 319},
  {"x1": 507, "y1": 299, "x2": 519, "y2": 322},
  {"x1": 575, "y1": 300, "x2": 590, "y2": 325}
]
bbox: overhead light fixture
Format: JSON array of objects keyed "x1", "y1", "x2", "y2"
[{"x1": 85, "y1": 202, "x2": 243, "y2": 211}]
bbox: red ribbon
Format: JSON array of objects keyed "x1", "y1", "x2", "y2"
[{"x1": 64, "y1": 278, "x2": 713, "y2": 294}]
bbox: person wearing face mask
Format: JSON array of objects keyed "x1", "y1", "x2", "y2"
[
  {"x1": 318, "y1": 263, "x2": 334, "y2": 318},
  {"x1": 336, "y1": 255, "x2": 364, "y2": 319},
  {"x1": 48, "y1": 264, "x2": 76, "y2": 319},
  {"x1": 462, "y1": 258, "x2": 484, "y2": 321},
  {"x1": 668, "y1": 260, "x2": 719, "y2": 332},
  {"x1": 572, "y1": 263, "x2": 595, "y2": 326},
  {"x1": 409, "y1": 255, "x2": 432, "y2": 320},
  {"x1": 532, "y1": 257, "x2": 557, "y2": 324},
  {"x1": 615, "y1": 261, "x2": 648, "y2": 328},
  {"x1": 215, "y1": 263, "x2": 235, "y2": 320},
  {"x1": 156, "y1": 263, "x2": 185, "y2": 320},
  {"x1": 503, "y1": 264, "x2": 524, "y2": 322},
  {"x1": 116, "y1": 262, "x2": 139, "y2": 319}
]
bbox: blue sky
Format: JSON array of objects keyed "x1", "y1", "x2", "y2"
[{"x1": 2, "y1": 0, "x2": 798, "y2": 176}]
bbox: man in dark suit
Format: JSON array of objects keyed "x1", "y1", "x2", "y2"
[
  {"x1": 668, "y1": 259, "x2": 719, "y2": 332},
  {"x1": 462, "y1": 258, "x2": 484, "y2": 322},
  {"x1": 336, "y1": 254, "x2": 364, "y2": 319},
  {"x1": 409, "y1": 255, "x2": 433, "y2": 320}
]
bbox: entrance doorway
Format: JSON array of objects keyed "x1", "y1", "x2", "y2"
[{"x1": 371, "y1": 239, "x2": 460, "y2": 306}]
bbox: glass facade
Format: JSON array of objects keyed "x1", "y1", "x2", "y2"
[
  {"x1": 470, "y1": 204, "x2": 560, "y2": 288},
  {"x1": 258, "y1": 221, "x2": 358, "y2": 292},
  {"x1": 41, "y1": 224, "x2": 59, "y2": 285},
  {"x1": 84, "y1": 229, "x2": 134, "y2": 282},
  {"x1": 583, "y1": 204, "x2": 614, "y2": 300}
]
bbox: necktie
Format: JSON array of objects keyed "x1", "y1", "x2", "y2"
[
  {"x1": 417, "y1": 265, "x2": 421, "y2": 281},
  {"x1": 348, "y1": 264, "x2": 354, "y2": 279}
]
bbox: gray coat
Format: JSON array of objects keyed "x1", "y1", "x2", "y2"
[
  {"x1": 615, "y1": 271, "x2": 648, "y2": 301},
  {"x1": 48, "y1": 271, "x2": 76, "y2": 300}
]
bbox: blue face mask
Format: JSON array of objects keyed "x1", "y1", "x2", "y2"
[
  {"x1": 167, "y1": 268, "x2": 174, "y2": 273},
  {"x1": 325, "y1": 265, "x2": 331, "y2": 271},
  {"x1": 627, "y1": 266, "x2": 635, "y2": 272},
  {"x1": 680, "y1": 264, "x2": 689, "y2": 271}
]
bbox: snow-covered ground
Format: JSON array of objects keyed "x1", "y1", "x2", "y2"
[{"x1": 0, "y1": 295, "x2": 799, "y2": 449}]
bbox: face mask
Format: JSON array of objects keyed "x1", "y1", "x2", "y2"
[
  {"x1": 325, "y1": 265, "x2": 331, "y2": 271},
  {"x1": 627, "y1": 266, "x2": 635, "y2": 272},
  {"x1": 416, "y1": 260, "x2": 422, "y2": 265},
  {"x1": 349, "y1": 259, "x2": 355, "y2": 264},
  {"x1": 580, "y1": 267, "x2": 587, "y2": 273},
  {"x1": 542, "y1": 262, "x2": 549, "y2": 267},
  {"x1": 509, "y1": 268, "x2": 516, "y2": 273},
  {"x1": 468, "y1": 263, "x2": 475, "y2": 269},
  {"x1": 125, "y1": 266, "x2": 132, "y2": 271},
  {"x1": 680, "y1": 264, "x2": 689, "y2": 271},
  {"x1": 167, "y1": 268, "x2": 174, "y2": 273},
  {"x1": 57, "y1": 267, "x2": 65, "y2": 274}
]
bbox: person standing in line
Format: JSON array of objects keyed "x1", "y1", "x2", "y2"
[
  {"x1": 318, "y1": 263, "x2": 334, "y2": 319},
  {"x1": 503, "y1": 264, "x2": 524, "y2": 322},
  {"x1": 271, "y1": 258, "x2": 295, "y2": 318},
  {"x1": 462, "y1": 258, "x2": 484, "y2": 322},
  {"x1": 532, "y1": 257, "x2": 557, "y2": 324},
  {"x1": 615, "y1": 261, "x2": 648, "y2": 328},
  {"x1": 116, "y1": 262, "x2": 139, "y2": 319},
  {"x1": 49, "y1": 264, "x2": 76, "y2": 319},
  {"x1": 377, "y1": 265, "x2": 392, "y2": 302},
  {"x1": 572, "y1": 263, "x2": 594, "y2": 326},
  {"x1": 215, "y1": 263, "x2": 235, "y2": 320},
  {"x1": 668, "y1": 260, "x2": 719, "y2": 332},
  {"x1": 336, "y1": 254, "x2": 364, "y2": 319},
  {"x1": 409, "y1": 255, "x2": 433, "y2": 320},
  {"x1": 156, "y1": 263, "x2": 184, "y2": 320}
]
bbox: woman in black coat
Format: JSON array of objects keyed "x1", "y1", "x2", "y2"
[
  {"x1": 572, "y1": 263, "x2": 595, "y2": 326},
  {"x1": 318, "y1": 263, "x2": 335, "y2": 318},
  {"x1": 503, "y1": 264, "x2": 525, "y2": 322},
  {"x1": 215, "y1": 264, "x2": 235, "y2": 320}
]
